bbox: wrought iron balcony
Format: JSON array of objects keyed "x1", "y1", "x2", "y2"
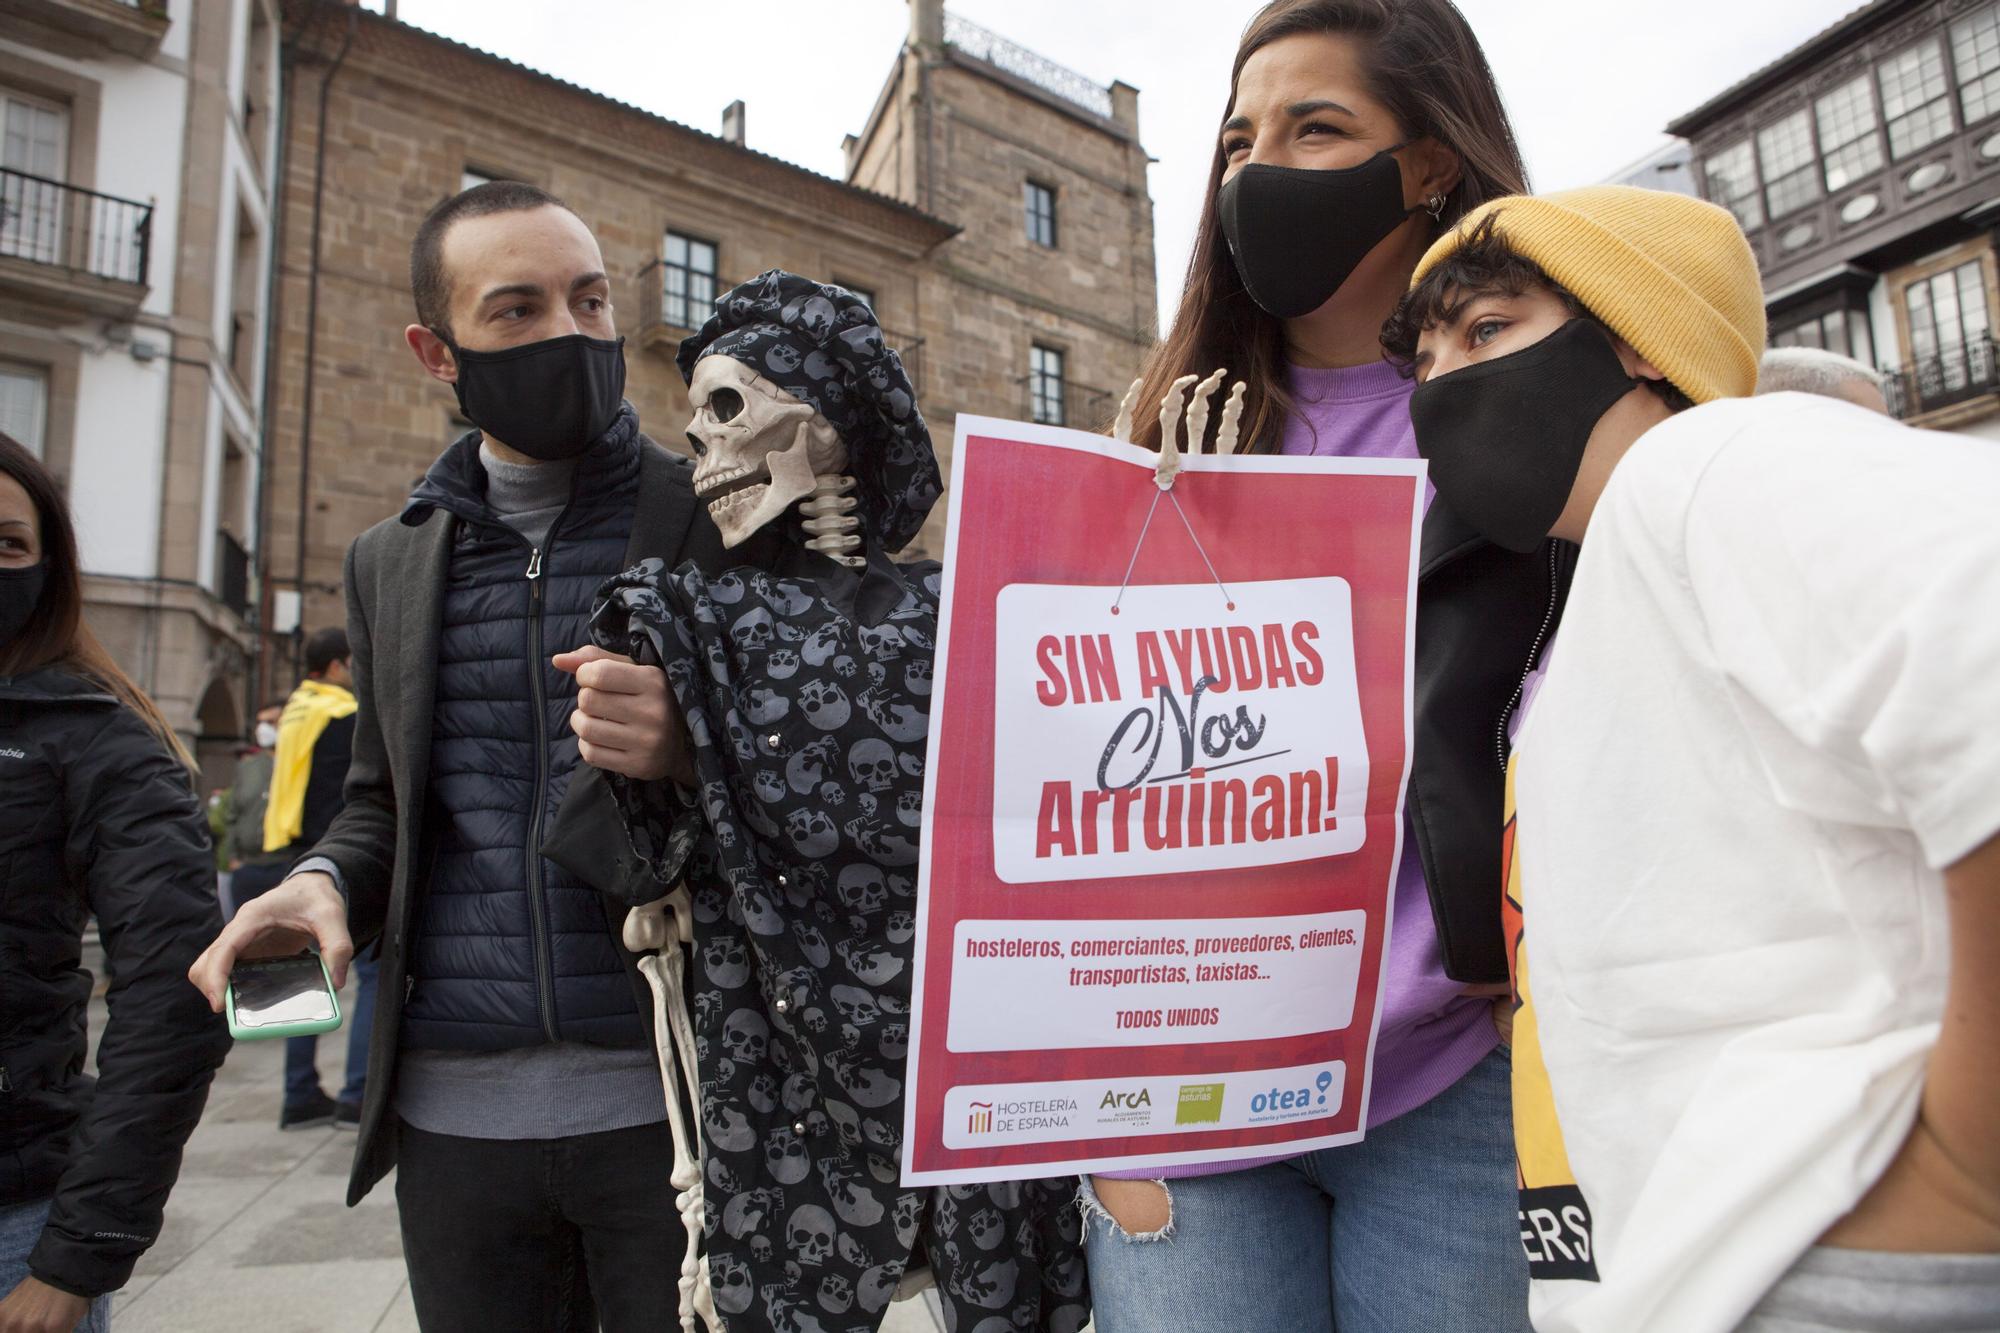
[
  {"x1": 0, "y1": 168, "x2": 152, "y2": 318},
  {"x1": 943, "y1": 12, "x2": 1114, "y2": 120},
  {"x1": 217, "y1": 530, "x2": 251, "y2": 620},
  {"x1": 1883, "y1": 335, "x2": 1999, "y2": 422},
  {"x1": 7, "y1": 0, "x2": 170, "y2": 57}
]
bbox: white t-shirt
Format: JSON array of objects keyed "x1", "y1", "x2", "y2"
[{"x1": 1506, "y1": 391, "x2": 2000, "y2": 1333}]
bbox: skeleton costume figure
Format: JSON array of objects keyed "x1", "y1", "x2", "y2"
[{"x1": 588, "y1": 272, "x2": 1089, "y2": 1333}]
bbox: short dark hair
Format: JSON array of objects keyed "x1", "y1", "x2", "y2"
[
  {"x1": 1382, "y1": 213, "x2": 1696, "y2": 412},
  {"x1": 304, "y1": 627, "x2": 350, "y2": 676},
  {"x1": 410, "y1": 180, "x2": 574, "y2": 339}
]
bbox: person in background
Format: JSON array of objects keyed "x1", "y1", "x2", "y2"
[
  {"x1": 0, "y1": 432, "x2": 231, "y2": 1332},
  {"x1": 1388, "y1": 184, "x2": 2000, "y2": 1331},
  {"x1": 220, "y1": 699, "x2": 288, "y2": 917},
  {"x1": 1082, "y1": 2, "x2": 1553, "y2": 1329},
  {"x1": 1758, "y1": 345, "x2": 1890, "y2": 415},
  {"x1": 256, "y1": 628, "x2": 376, "y2": 1132}
]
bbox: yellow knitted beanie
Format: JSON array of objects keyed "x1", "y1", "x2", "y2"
[{"x1": 1410, "y1": 186, "x2": 1766, "y2": 403}]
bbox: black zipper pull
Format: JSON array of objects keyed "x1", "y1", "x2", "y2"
[
  {"x1": 526, "y1": 547, "x2": 544, "y2": 580},
  {"x1": 0, "y1": 1065, "x2": 11, "y2": 1093}
]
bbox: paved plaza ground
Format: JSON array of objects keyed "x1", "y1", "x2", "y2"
[{"x1": 89, "y1": 964, "x2": 945, "y2": 1333}]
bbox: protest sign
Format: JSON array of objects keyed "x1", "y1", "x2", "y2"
[{"x1": 902, "y1": 415, "x2": 1424, "y2": 1184}]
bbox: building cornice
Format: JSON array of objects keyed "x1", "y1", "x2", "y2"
[
  {"x1": 295, "y1": 6, "x2": 959, "y2": 254},
  {"x1": 1666, "y1": 0, "x2": 1917, "y2": 137}
]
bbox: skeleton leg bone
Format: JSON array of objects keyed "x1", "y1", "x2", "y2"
[{"x1": 626, "y1": 892, "x2": 719, "y2": 1333}]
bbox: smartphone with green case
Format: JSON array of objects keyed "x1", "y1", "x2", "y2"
[{"x1": 226, "y1": 951, "x2": 342, "y2": 1041}]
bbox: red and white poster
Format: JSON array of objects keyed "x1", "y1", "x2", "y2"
[{"x1": 901, "y1": 415, "x2": 1425, "y2": 1184}]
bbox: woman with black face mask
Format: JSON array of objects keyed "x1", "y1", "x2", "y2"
[
  {"x1": 1080, "y1": 3, "x2": 1564, "y2": 1330},
  {"x1": 0, "y1": 433, "x2": 231, "y2": 1332}
]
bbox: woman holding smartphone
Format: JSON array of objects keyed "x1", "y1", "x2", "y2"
[
  {"x1": 1082, "y1": 3, "x2": 1564, "y2": 1329},
  {"x1": 0, "y1": 433, "x2": 231, "y2": 1332}
]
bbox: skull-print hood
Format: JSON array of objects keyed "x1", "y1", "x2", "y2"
[{"x1": 676, "y1": 270, "x2": 941, "y2": 553}]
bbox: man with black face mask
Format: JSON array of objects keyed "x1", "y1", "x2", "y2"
[
  {"x1": 1385, "y1": 187, "x2": 2000, "y2": 1333},
  {"x1": 192, "y1": 181, "x2": 724, "y2": 1331}
]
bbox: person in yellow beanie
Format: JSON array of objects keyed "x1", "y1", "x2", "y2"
[{"x1": 1380, "y1": 185, "x2": 2000, "y2": 1333}]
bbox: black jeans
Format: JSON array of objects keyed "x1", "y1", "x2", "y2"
[{"x1": 394, "y1": 1120, "x2": 684, "y2": 1333}]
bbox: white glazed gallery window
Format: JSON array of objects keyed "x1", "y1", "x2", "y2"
[
  {"x1": 0, "y1": 361, "x2": 48, "y2": 458},
  {"x1": 1758, "y1": 110, "x2": 1821, "y2": 219},
  {"x1": 1877, "y1": 39, "x2": 1956, "y2": 159},
  {"x1": 662, "y1": 232, "x2": 718, "y2": 331},
  {"x1": 1029, "y1": 345, "x2": 1065, "y2": 426},
  {"x1": 1, "y1": 90, "x2": 69, "y2": 267},
  {"x1": 1954, "y1": 2, "x2": 2000, "y2": 125},
  {"x1": 1702, "y1": 139, "x2": 1762, "y2": 232},
  {"x1": 1815, "y1": 76, "x2": 1885, "y2": 192}
]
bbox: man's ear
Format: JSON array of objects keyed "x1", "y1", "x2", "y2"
[{"x1": 406, "y1": 323, "x2": 459, "y2": 385}]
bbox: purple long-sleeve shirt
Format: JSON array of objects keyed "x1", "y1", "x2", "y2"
[{"x1": 1101, "y1": 357, "x2": 1496, "y2": 1180}]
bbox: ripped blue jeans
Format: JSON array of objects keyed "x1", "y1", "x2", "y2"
[{"x1": 1080, "y1": 1047, "x2": 1528, "y2": 1333}]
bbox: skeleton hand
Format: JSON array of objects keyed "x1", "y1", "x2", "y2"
[{"x1": 1112, "y1": 369, "x2": 1248, "y2": 488}]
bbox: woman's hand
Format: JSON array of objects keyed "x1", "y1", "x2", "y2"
[{"x1": 0, "y1": 1276, "x2": 92, "y2": 1333}]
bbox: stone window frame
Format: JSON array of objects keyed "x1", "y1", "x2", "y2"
[
  {"x1": 1885, "y1": 237, "x2": 1999, "y2": 419},
  {"x1": 0, "y1": 48, "x2": 102, "y2": 192},
  {"x1": 1895, "y1": 245, "x2": 1995, "y2": 366},
  {"x1": 0, "y1": 327, "x2": 81, "y2": 489},
  {"x1": 838, "y1": 280, "x2": 878, "y2": 314},
  {"x1": 661, "y1": 229, "x2": 719, "y2": 332},
  {"x1": 1028, "y1": 342, "x2": 1066, "y2": 425},
  {"x1": 1024, "y1": 179, "x2": 1058, "y2": 249}
]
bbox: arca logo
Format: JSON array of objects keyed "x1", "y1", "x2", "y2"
[{"x1": 1099, "y1": 1089, "x2": 1152, "y2": 1111}]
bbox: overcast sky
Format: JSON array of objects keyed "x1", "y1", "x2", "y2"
[{"x1": 387, "y1": 0, "x2": 1841, "y2": 327}]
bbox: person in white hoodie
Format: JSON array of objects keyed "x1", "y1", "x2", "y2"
[{"x1": 1378, "y1": 185, "x2": 2000, "y2": 1332}]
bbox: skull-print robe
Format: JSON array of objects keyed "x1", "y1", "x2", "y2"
[{"x1": 591, "y1": 543, "x2": 1089, "y2": 1333}]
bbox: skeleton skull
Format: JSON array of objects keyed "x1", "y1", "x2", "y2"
[{"x1": 687, "y1": 355, "x2": 848, "y2": 548}]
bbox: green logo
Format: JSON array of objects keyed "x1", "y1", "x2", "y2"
[{"x1": 1175, "y1": 1082, "x2": 1225, "y2": 1125}]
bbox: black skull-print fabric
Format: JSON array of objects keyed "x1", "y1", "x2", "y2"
[{"x1": 592, "y1": 557, "x2": 1089, "y2": 1333}]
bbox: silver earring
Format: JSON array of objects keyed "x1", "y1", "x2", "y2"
[{"x1": 1424, "y1": 193, "x2": 1447, "y2": 221}]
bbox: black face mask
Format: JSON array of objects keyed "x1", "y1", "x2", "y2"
[
  {"x1": 1408, "y1": 319, "x2": 1644, "y2": 553},
  {"x1": 1217, "y1": 148, "x2": 1419, "y2": 320},
  {"x1": 450, "y1": 332, "x2": 627, "y2": 461},
  {"x1": 0, "y1": 561, "x2": 48, "y2": 651}
]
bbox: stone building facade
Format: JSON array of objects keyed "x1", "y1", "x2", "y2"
[
  {"x1": 257, "y1": 0, "x2": 1157, "y2": 692},
  {"x1": 2, "y1": 0, "x2": 282, "y2": 779}
]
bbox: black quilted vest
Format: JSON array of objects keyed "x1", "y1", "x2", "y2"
[{"x1": 398, "y1": 415, "x2": 645, "y2": 1051}]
